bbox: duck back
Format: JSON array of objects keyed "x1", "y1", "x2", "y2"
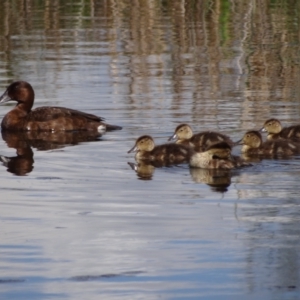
[
  {"x1": 138, "y1": 143, "x2": 192, "y2": 165},
  {"x1": 190, "y1": 131, "x2": 233, "y2": 151},
  {"x1": 246, "y1": 140, "x2": 300, "y2": 156}
]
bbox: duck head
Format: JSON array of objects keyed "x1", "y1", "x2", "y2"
[
  {"x1": 168, "y1": 123, "x2": 193, "y2": 141},
  {"x1": 128, "y1": 135, "x2": 155, "y2": 153},
  {"x1": 260, "y1": 118, "x2": 282, "y2": 134},
  {"x1": 0, "y1": 81, "x2": 35, "y2": 112},
  {"x1": 236, "y1": 131, "x2": 263, "y2": 149}
]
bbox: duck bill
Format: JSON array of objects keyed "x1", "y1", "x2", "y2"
[
  {"x1": 168, "y1": 133, "x2": 178, "y2": 141},
  {"x1": 127, "y1": 145, "x2": 138, "y2": 153},
  {"x1": 260, "y1": 127, "x2": 267, "y2": 132},
  {"x1": 127, "y1": 162, "x2": 138, "y2": 171},
  {"x1": 232, "y1": 139, "x2": 243, "y2": 146},
  {"x1": 0, "y1": 90, "x2": 11, "y2": 104}
]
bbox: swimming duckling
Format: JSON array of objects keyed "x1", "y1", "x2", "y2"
[
  {"x1": 128, "y1": 135, "x2": 192, "y2": 165},
  {"x1": 189, "y1": 141, "x2": 250, "y2": 169},
  {"x1": 169, "y1": 123, "x2": 233, "y2": 152},
  {"x1": 237, "y1": 130, "x2": 300, "y2": 156},
  {"x1": 261, "y1": 118, "x2": 300, "y2": 141}
]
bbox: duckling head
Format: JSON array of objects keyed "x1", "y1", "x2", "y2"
[
  {"x1": 128, "y1": 135, "x2": 155, "y2": 153},
  {"x1": 168, "y1": 124, "x2": 193, "y2": 141},
  {"x1": 261, "y1": 118, "x2": 282, "y2": 134},
  {"x1": 204, "y1": 141, "x2": 232, "y2": 159},
  {"x1": 237, "y1": 131, "x2": 263, "y2": 150}
]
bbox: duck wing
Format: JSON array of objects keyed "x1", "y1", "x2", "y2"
[{"x1": 29, "y1": 106, "x2": 104, "y2": 122}]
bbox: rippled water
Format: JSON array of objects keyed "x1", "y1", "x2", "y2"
[{"x1": 1, "y1": 1, "x2": 300, "y2": 299}]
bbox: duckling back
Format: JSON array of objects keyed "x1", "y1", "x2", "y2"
[
  {"x1": 147, "y1": 143, "x2": 192, "y2": 165},
  {"x1": 258, "y1": 140, "x2": 300, "y2": 156},
  {"x1": 190, "y1": 131, "x2": 234, "y2": 152}
]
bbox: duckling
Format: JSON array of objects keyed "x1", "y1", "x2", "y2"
[
  {"x1": 189, "y1": 141, "x2": 250, "y2": 169},
  {"x1": 261, "y1": 118, "x2": 300, "y2": 141},
  {"x1": 128, "y1": 135, "x2": 192, "y2": 165},
  {"x1": 237, "y1": 130, "x2": 300, "y2": 156},
  {"x1": 169, "y1": 123, "x2": 233, "y2": 151}
]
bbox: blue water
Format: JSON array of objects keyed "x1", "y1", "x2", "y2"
[{"x1": 0, "y1": 0, "x2": 300, "y2": 299}]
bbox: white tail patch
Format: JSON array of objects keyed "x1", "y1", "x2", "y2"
[{"x1": 98, "y1": 124, "x2": 106, "y2": 133}]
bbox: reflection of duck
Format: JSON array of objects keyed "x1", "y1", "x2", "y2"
[
  {"x1": 0, "y1": 81, "x2": 122, "y2": 132},
  {"x1": 189, "y1": 168, "x2": 231, "y2": 192},
  {"x1": 261, "y1": 118, "x2": 300, "y2": 141},
  {"x1": 127, "y1": 162, "x2": 155, "y2": 180},
  {"x1": 189, "y1": 141, "x2": 250, "y2": 169},
  {"x1": 169, "y1": 123, "x2": 233, "y2": 151},
  {"x1": 12, "y1": 130, "x2": 102, "y2": 150},
  {"x1": 0, "y1": 131, "x2": 34, "y2": 175},
  {"x1": 236, "y1": 130, "x2": 300, "y2": 156},
  {"x1": 0, "y1": 147, "x2": 34, "y2": 176},
  {"x1": 128, "y1": 135, "x2": 192, "y2": 165},
  {"x1": 0, "y1": 130, "x2": 103, "y2": 175}
]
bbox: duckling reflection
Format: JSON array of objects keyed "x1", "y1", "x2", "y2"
[
  {"x1": 1, "y1": 130, "x2": 102, "y2": 175},
  {"x1": 189, "y1": 168, "x2": 231, "y2": 192},
  {"x1": 261, "y1": 118, "x2": 300, "y2": 141},
  {"x1": 169, "y1": 123, "x2": 233, "y2": 152},
  {"x1": 236, "y1": 130, "x2": 300, "y2": 157},
  {"x1": 127, "y1": 162, "x2": 155, "y2": 180}
]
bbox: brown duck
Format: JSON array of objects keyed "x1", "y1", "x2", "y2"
[{"x1": 0, "y1": 81, "x2": 122, "y2": 132}]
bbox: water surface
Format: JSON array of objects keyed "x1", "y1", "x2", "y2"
[{"x1": 0, "y1": 1, "x2": 300, "y2": 299}]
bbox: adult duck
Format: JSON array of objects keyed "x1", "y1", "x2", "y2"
[{"x1": 0, "y1": 81, "x2": 122, "y2": 132}]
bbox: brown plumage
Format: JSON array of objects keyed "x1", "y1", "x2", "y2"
[
  {"x1": 0, "y1": 81, "x2": 122, "y2": 132},
  {"x1": 189, "y1": 141, "x2": 250, "y2": 169},
  {"x1": 128, "y1": 135, "x2": 192, "y2": 165},
  {"x1": 261, "y1": 118, "x2": 300, "y2": 141},
  {"x1": 169, "y1": 123, "x2": 233, "y2": 152},
  {"x1": 237, "y1": 130, "x2": 300, "y2": 156}
]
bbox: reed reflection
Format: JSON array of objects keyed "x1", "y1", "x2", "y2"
[{"x1": 0, "y1": 130, "x2": 102, "y2": 175}]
